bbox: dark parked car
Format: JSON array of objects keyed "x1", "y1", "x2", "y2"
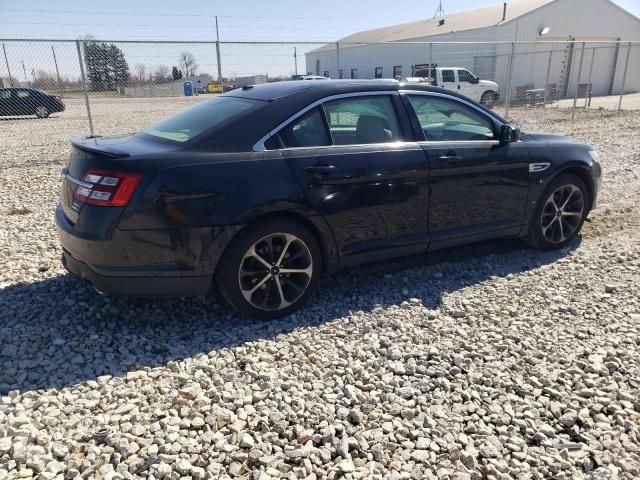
[
  {"x1": 56, "y1": 80, "x2": 601, "y2": 319},
  {"x1": 0, "y1": 87, "x2": 65, "y2": 118}
]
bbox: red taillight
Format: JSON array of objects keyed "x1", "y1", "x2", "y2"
[
  {"x1": 53, "y1": 96, "x2": 63, "y2": 104},
  {"x1": 73, "y1": 168, "x2": 142, "y2": 207}
]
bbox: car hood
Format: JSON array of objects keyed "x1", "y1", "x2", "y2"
[
  {"x1": 479, "y1": 80, "x2": 498, "y2": 88},
  {"x1": 520, "y1": 132, "x2": 577, "y2": 143}
]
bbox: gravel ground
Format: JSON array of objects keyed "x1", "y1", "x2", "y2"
[{"x1": 1, "y1": 99, "x2": 639, "y2": 480}]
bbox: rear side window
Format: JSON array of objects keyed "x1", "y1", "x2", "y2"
[
  {"x1": 143, "y1": 97, "x2": 259, "y2": 143},
  {"x1": 0, "y1": 90, "x2": 10, "y2": 99},
  {"x1": 17, "y1": 90, "x2": 31, "y2": 98},
  {"x1": 279, "y1": 107, "x2": 330, "y2": 148},
  {"x1": 441, "y1": 70, "x2": 455, "y2": 82},
  {"x1": 323, "y1": 96, "x2": 400, "y2": 145}
]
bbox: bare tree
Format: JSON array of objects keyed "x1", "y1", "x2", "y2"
[
  {"x1": 154, "y1": 65, "x2": 171, "y2": 83},
  {"x1": 179, "y1": 52, "x2": 197, "y2": 77},
  {"x1": 134, "y1": 63, "x2": 147, "y2": 84}
]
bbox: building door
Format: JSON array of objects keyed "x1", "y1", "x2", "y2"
[{"x1": 473, "y1": 55, "x2": 497, "y2": 81}]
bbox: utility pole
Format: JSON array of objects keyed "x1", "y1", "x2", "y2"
[
  {"x1": 294, "y1": 47, "x2": 298, "y2": 76},
  {"x1": 2, "y1": 43, "x2": 13, "y2": 87},
  {"x1": 433, "y1": 0, "x2": 445, "y2": 17},
  {"x1": 215, "y1": 15, "x2": 223, "y2": 89},
  {"x1": 52, "y1": 45, "x2": 63, "y2": 97}
]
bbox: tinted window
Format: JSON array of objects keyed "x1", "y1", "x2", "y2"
[
  {"x1": 441, "y1": 70, "x2": 455, "y2": 83},
  {"x1": 143, "y1": 97, "x2": 258, "y2": 143},
  {"x1": 457, "y1": 69, "x2": 476, "y2": 82},
  {"x1": 323, "y1": 96, "x2": 400, "y2": 145},
  {"x1": 17, "y1": 90, "x2": 31, "y2": 98},
  {"x1": 408, "y1": 95, "x2": 495, "y2": 141},
  {"x1": 279, "y1": 107, "x2": 330, "y2": 148},
  {"x1": 0, "y1": 90, "x2": 10, "y2": 99}
]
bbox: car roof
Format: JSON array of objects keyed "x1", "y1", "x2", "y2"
[{"x1": 223, "y1": 79, "x2": 402, "y2": 101}]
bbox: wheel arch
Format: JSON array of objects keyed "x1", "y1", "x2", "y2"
[
  {"x1": 214, "y1": 210, "x2": 338, "y2": 279},
  {"x1": 552, "y1": 165, "x2": 595, "y2": 211}
]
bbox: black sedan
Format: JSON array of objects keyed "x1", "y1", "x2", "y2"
[
  {"x1": 56, "y1": 80, "x2": 601, "y2": 319},
  {"x1": 0, "y1": 87, "x2": 65, "y2": 118}
]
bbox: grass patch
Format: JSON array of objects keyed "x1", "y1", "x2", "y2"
[{"x1": 8, "y1": 207, "x2": 32, "y2": 216}]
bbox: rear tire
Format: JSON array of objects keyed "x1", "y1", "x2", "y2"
[
  {"x1": 480, "y1": 91, "x2": 498, "y2": 108},
  {"x1": 35, "y1": 106, "x2": 49, "y2": 118},
  {"x1": 215, "y1": 218, "x2": 322, "y2": 320},
  {"x1": 525, "y1": 174, "x2": 589, "y2": 250}
]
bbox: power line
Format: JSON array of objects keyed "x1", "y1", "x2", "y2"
[
  {"x1": 1, "y1": 21, "x2": 363, "y2": 31},
  {"x1": 1, "y1": 8, "x2": 395, "y2": 22}
]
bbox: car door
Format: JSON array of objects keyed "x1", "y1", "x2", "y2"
[
  {"x1": 439, "y1": 69, "x2": 457, "y2": 93},
  {"x1": 402, "y1": 92, "x2": 530, "y2": 244},
  {"x1": 271, "y1": 92, "x2": 430, "y2": 261},
  {"x1": 0, "y1": 89, "x2": 11, "y2": 115},
  {"x1": 14, "y1": 89, "x2": 33, "y2": 115},
  {"x1": 456, "y1": 69, "x2": 481, "y2": 101}
]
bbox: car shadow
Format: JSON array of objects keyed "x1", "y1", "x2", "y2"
[{"x1": 0, "y1": 237, "x2": 579, "y2": 394}]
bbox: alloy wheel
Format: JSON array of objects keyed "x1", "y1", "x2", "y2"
[
  {"x1": 36, "y1": 106, "x2": 48, "y2": 118},
  {"x1": 238, "y1": 233, "x2": 313, "y2": 311},
  {"x1": 540, "y1": 184, "x2": 585, "y2": 244}
]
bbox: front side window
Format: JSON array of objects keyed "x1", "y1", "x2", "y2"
[
  {"x1": 457, "y1": 69, "x2": 476, "y2": 83},
  {"x1": 17, "y1": 90, "x2": 31, "y2": 98},
  {"x1": 408, "y1": 95, "x2": 495, "y2": 141},
  {"x1": 441, "y1": 70, "x2": 455, "y2": 83},
  {"x1": 323, "y1": 96, "x2": 400, "y2": 145},
  {"x1": 279, "y1": 107, "x2": 330, "y2": 148},
  {"x1": 142, "y1": 96, "x2": 258, "y2": 143}
]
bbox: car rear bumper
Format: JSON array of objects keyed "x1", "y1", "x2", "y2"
[
  {"x1": 61, "y1": 249, "x2": 211, "y2": 296},
  {"x1": 55, "y1": 203, "x2": 238, "y2": 297}
]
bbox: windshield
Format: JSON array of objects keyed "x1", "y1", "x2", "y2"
[{"x1": 142, "y1": 96, "x2": 259, "y2": 143}]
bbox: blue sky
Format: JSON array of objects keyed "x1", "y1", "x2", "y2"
[
  {"x1": 1, "y1": 0, "x2": 638, "y2": 81},
  {"x1": 1, "y1": 0, "x2": 639, "y2": 41}
]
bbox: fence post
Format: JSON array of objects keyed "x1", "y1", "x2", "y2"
[
  {"x1": 571, "y1": 42, "x2": 585, "y2": 121},
  {"x1": 51, "y1": 45, "x2": 63, "y2": 98},
  {"x1": 585, "y1": 47, "x2": 595, "y2": 108},
  {"x1": 504, "y1": 42, "x2": 516, "y2": 119},
  {"x1": 543, "y1": 47, "x2": 553, "y2": 106},
  {"x1": 428, "y1": 42, "x2": 433, "y2": 80},
  {"x1": 336, "y1": 42, "x2": 340, "y2": 79},
  {"x1": 215, "y1": 16, "x2": 223, "y2": 87},
  {"x1": 2, "y1": 43, "x2": 13, "y2": 87},
  {"x1": 617, "y1": 42, "x2": 632, "y2": 111},
  {"x1": 75, "y1": 40, "x2": 94, "y2": 137}
]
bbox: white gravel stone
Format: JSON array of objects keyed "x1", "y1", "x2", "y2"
[{"x1": 0, "y1": 104, "x2": 640, "y2": 479}]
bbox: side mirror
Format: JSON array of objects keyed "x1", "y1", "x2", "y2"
[
  {"x1": 500, "y1": 124, "x2": 520, "y2": 144},
  {"x1": 471, "y1": 76, "x2": 479, "y2": 84}
]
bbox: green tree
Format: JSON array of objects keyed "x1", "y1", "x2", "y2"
[
  {"x1": 172, "y1": 66, "x2": 183, "y2": 81},
  {"x1": 82, "y1": 41, "x2": 130, "y2": 91}
]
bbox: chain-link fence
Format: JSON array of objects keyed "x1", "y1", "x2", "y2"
[{"x1": 1, "y1": 38, "x2": 638, "y2": 138}]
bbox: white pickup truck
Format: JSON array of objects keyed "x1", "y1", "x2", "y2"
[{"x1": 405, "y1": 67, "x2": 500, "y2": 107}]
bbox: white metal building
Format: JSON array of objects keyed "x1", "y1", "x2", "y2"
[{"x1": 305, "y1": 0, "x2": 640, "y2": 98}]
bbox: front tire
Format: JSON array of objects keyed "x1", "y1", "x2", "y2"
[
  {"x1": 215, "y1": 218, "x2": 322, "y2": 320},
  {"x1": 525, "y1": 174, "x2": 589, "y2": 250},
  {"x1": 480, "y1": 91, "x2": 498, "y2": 108}
]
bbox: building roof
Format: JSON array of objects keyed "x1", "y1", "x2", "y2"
[{"x1": 309, "y1": 0, "x2": 556, "y2": 53}]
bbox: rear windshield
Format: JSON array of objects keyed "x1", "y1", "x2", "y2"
[{"x1": 142, "y1": 97, "x2": 259, "y2": 143}]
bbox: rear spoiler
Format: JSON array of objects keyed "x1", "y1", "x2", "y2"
[{"x1": 70, "y1": 136, "x2": 131, "y2": 159}]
